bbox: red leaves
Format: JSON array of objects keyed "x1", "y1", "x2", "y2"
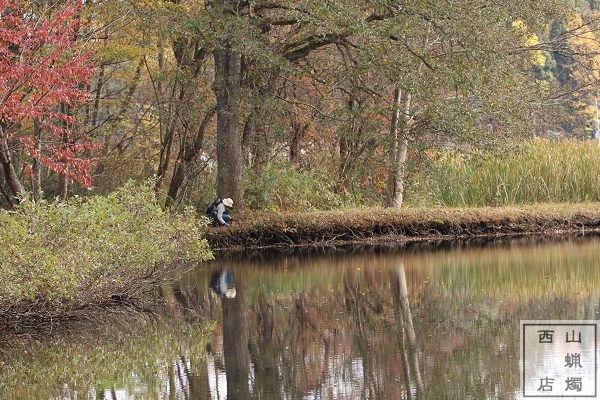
[
  {"x1": 0, "y1": 0, "x2": 96, "y2": 188},
  {"x1": 22, "y1": 140, "x2": 98, "y2": 187}
]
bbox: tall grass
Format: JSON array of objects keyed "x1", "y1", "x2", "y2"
[{"x1": 425, "y1": 139, "x2": 600, "y2": 206}]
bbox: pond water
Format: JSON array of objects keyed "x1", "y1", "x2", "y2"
[{"x1": 2, "y1": 236, "x2": 600, "y2": 399}]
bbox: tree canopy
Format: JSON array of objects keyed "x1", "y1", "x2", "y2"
[{"x1": 1, "y1": 0, "x2": 599, "y2": 209}]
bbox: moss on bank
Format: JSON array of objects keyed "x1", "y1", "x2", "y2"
[{"x1": 204, "y1": 203, "x2": 600, "y2": 250}]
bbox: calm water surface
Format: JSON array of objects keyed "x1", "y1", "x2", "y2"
[{"x1": 3, "y1": 236, "x2": 600, "y2": 399}]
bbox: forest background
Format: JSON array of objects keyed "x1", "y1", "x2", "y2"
[{"x1": 4, "y1": 0, "x2": 600, "y2": 213}]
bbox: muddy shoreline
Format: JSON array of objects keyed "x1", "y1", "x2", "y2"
[{"x1": 204, "y1": 205, "x2": 600, "y2": 251}]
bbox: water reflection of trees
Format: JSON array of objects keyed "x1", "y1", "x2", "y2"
[
  {"x1": 180, "y1": 239, "x2": 600, "y2": 400},
  {"x1": 5, "y1": 238, "x2": 600, "y2": 399},
  {"x1": 171, "y1": 263, "x2": 520, "y2": 399}
]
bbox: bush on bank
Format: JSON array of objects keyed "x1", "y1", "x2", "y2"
[
  {"x1": 245, "y1": 163, "x2": 342, "y2": 212},
  {"x1": 0, "y1": 182, "x2": 213, "y2": 313}
]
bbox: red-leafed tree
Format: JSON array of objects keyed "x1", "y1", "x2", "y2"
[{"x1": 0, "y1": 0, "x2": 94, "y2": 204}]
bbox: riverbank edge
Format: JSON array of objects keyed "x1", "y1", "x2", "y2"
[
  {"x1": 203, "y1": 204, "x2": 600, "y2": 250},
  {"x1": 0, "y1": 260, "x2": 203, "y2": 336}
]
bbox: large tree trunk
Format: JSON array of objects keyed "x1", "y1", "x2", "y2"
[
  {"x1": 388, "y1": 89, "x2": 411, "y2": 208},
  {"x1": 0, "y1": 125, "x2": 23, "y2": 201},
  {"x1": 289, "y1": 118, "x2": 308, "y2": 165},
  {"x1": 222, "y1": 281, "x2": 250, "y2": 400},
  {"x1": 214, "y1": 41, "x2": 244, "y2": 207}
]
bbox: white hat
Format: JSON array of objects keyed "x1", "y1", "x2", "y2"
[{"x1": 223, "y1": 198, "x2": 233, "y2": 207}]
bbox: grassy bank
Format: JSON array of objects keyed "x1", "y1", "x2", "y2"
[
  {"x1": 0, "y1": 183, "x2": 212, "y2": 332},
  {"x1": 204, "y1": 203, "x2": 600, "y2": 249}
]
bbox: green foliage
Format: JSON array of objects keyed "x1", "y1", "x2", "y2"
[
  {"x1": 0, "y1": 182, "x2": 213, "y2": 309},
  {"x1": 174, "y1": 169, "x2": 217, "y2": 213},
  {"x1": 245, "y1": 164, "x2": 342, "y2": 212},
  {"x1": 420, "y1": 139, "x2": 600, "y2": 206}
]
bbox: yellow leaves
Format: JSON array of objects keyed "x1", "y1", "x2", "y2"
[
  {"x1": 566, "y1": 14, "x2": 600, "y2": 80},
  {"x1": 582, "y1": 103, "x2": 599, "y2": 117},
  {"x1": 153, "y1": 0, "x2": 206, "y2": 16},
  {"x1": 567, "y1": 15, "x2": 599, "y2": 49},
  {"x1": 512, "y1": 19, "x2": 546, "y2": 67},
  {"x1": 531, "y1": 48, "x2": 547, "y2": 67},
  {"x1": 534, "y1": 79, "x2": 549, "y2": 97},
  {"x1": 511, "y1": 19, "x2": 527, "y2": 31},
  {"x1": 97, "y1": 43, "x2": 144, "y2": 63}
]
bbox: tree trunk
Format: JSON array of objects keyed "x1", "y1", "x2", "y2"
[
  {"x1": 102, "y1": 58, "x2": 144, "y2": 156},
  {"x1": 289, "y1": 119, "x2": 308, "y2": 165},
  {"x1": 31, "y1": 120, "x2": 42, "y2": 201},
  {"x1": 154, "y1": 42, "x2": 181, "y2": 195},
  {"x1": 222, "y1": 281, "x2": 250, "y2": 400},
  {"x1": 57, "y1": 104, "x2": 71, "y2": 202},
  {"x1": 90, "y1": 63, "x2": 105, "y2": 130},
  {"x1": 57, "y1": 170, "x2": 68, "y2": 201},
  {"x1": 388, "y1": 88, "x2": 402, "y2": 206},
  {"x1": 240, "y1": 69, "x2": 277, "y2": 170},
  {"x1": 0, "y1": 124, "x2": 23, "y2": 200},
  {"x1": 248, "y1": 293, "x2": 279, "y2": 398},
  {"x1": 391, "y1": 265, "x2": 413, "y2": 398},
  {"x1": 241, "y1": 115, "x2": 254, "y2": 165},
  {"x1": 391, "y1": 261, "x2": 425, "y2": 397},
  {"x1": 165, "y1": 108, "x2": 215, "y2": 208},
  {"x1": 214, "y1": 41, "x2": 244, "y2": 207},
  {"x1": 338, "y1": 99, "x2": 354, "y2": 185},
  {"x1": 155, "y1": 99, "x2": 177, "y2": 194},
  {"x1": 338, "y1": 98, "x2": 361, "y2": 190},
  {"x1": 88, "y1": 24, "x2": 108, "y2": 130},
  {"x1": 252, "y1": 125, "x2": 269, "y2": 169},
  {"x1": 289, "y1": 130, "x2": 301, "y2": 164},
  {"x1": 389, "y1": 89, "x2": 411, "y2": 208},
  {"x1": 185, "y1": 354, "x2": 211, "y2": 399},
  {"x1": 155, "y1": 31, "x2": 208, "y2": 199}
]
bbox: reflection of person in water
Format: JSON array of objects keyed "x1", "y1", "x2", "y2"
[{"x1": 209, "y1": 269, "x2": 237, "y2": 298}]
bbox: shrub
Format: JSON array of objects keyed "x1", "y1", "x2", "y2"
[
  {"x1": 245, "y1": 164, "x2": 342, "y2": 212},
  {"x1": 0, "y1": 182, "x2": 213, "y2": 311}
]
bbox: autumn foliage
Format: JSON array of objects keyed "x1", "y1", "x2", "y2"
[{"x1": 0, "y1": 0, "x2": 95, "y2": 189}]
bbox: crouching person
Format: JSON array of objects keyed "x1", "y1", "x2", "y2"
[{"x1": 206, "y1": 197, "x2": 234, "y2": 227}]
